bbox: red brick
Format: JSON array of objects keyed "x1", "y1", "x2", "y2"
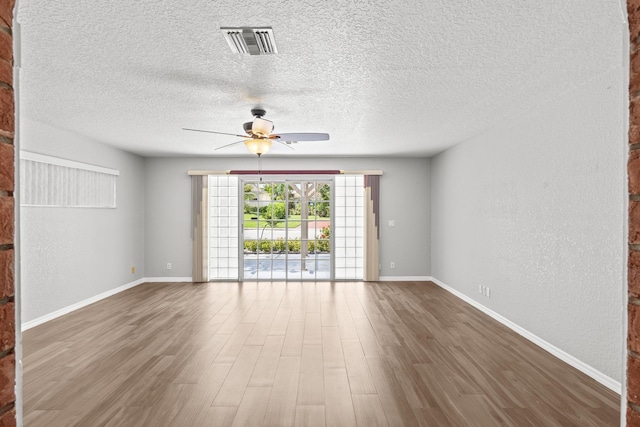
[
  {"x1": 632, "y1": 100, "x2": 640, "y2": 131},
  {"x1": 0, "y1": 304, "x2": 14, "y2": 354},
  {"x1": 634, "y1": 49, "x2": 640, "y2": 75},
  {"x1": 631, "y1": 151, "x2": 640, "y2": 194},
  {"x1": 630, "y1": 354, "x2": 640, "y2": 406},
  {"x1": 631, "y1": 201, "x2": 640, "y2": 243},
  {"x1": 0, "y1": 354, "x2": 13, "y2": 409},
  {"x1": 632, "y1": 251, "x2": 640, "y2": 298},
  {"x1": 631, "y1": 0, "x2": 640, "y2": 44},
  {"x1": 0, "y1": 89, "x2": 13, "y2": 136},
  {"x1": 632, "y1": 124, "x2": 640, "y2": 145},
  {"x1": 0, "y1": 0, "x2": 14, "y2": 29},
  {"x1": 0, "y1": 60, "x2": 10, "y2": 88},
  {"x1": 629, "y1": 406, "x2": 640, "y2": 427},
  {"x1": 0, "y1": 197, "x2": 11, "y2": 246},
  {"x1": 0, "y1": 250, "x2": 12, "y2": 299},
  {"x1": 632, "y1": 51, "x2": 640, "y2": 94},
  {"x1": 0, "y1": 143, "x2": 12, "y2": 192},
  {"x1": 0, "y1": 408, "x2": 15, "y2": 427},
  {"x1": 0, "y1": 31, "x2": 9, "y2": 65},
  {"x1": 0, "y1": 354, "x2": 13, "y2": 410},
  {"x1": 631, "y1": 304, "x2": 640, "y2": 353}
]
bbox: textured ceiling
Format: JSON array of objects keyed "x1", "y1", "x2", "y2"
[{"x1": 17, "y1": 0, "x2": 624, "y2": 157}]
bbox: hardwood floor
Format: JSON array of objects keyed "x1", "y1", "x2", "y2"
[{"x1": 23, "y1": 281, "x2": 620, "y2": 426}]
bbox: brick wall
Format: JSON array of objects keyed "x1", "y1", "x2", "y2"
[
  {"x1": 632, "y1": 1, "x2": 640, "y2": 425},
  {"x1": 0, "y1": 0, "x2": 14, "y2": 425}
]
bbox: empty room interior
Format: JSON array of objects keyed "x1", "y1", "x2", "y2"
[{"x1": 13, "y1": 1, "x2": 629, "y2": 426}]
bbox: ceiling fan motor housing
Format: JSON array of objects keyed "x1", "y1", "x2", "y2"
[
  {"x1": 251, "y1": 108, "x2": 266, "y2": 118},
  {"x1": 251, "y1": 117, "x2": 274, "y2": 137}
]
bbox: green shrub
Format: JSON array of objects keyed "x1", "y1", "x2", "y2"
[
  {"x1": 244, "y1": 240, "x2": 258, "y2": 252},
  {"x1": 262, "y1": 202, "x2": 286, "y2": 220},
  {"x1": 289, "y1": 204, "x2": 301, "y2": 215},
  {"x1": 315, "y1": 202, "x2": 330, "y2": 217},
  {"x1": 288, "y1": 239, "x2": 301, "y2": 253},
  {"x1": 318, "y1": 225, "x2": 330, "y2": 239},
  {"x1": 259, "y1": 240, "x2": 273, "y2": 253},
  {"x1": 244, "y1": 237, "x2": 329, "y2": 254},
  {"x1": 314, "y1": 239, "x2": 330, "y2": 253},
  {"x1": 319, "y1": 183, "x2": 331, "y2": 200},
  {"x1": 274, "y1": 238, "x2": 287, "y2": 252}
]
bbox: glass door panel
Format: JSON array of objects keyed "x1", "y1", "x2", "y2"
[{"x1": 242, "y1": 178, "x2": 332, "y2": 281}]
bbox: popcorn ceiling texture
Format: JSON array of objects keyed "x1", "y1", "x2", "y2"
[{"x1": 17, "y1": 0, "x2": 623, "y2": 157}]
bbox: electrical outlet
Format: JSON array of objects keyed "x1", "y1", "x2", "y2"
[
  {"x1": 378, "y1": 263, "x2": 382, "y2": 270},
  {"x1": 167, "y1": 263, "x2": 172, "y2": 270},
  {"x1": 390, "y1": 261, "x2": 396, "y2": 269},
  {"x1": 479, "y1": 286, "x2": 491, "y2": 297}
]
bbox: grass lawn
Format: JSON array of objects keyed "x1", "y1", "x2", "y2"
[{"x1": 243, "y1": 214, "x2": 329, "y2": 229}]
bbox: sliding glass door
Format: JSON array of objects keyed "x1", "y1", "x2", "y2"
[
  {"x1": 242, "y1": 179, "x2": 332, "y2": 281},
  {"x1": 205, "y1": 174, "x2": 365, "y2": 281}
]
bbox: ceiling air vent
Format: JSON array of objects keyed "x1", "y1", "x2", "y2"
[{"x1": 221, "y1": 27, "x2": 278, "y2": 55}]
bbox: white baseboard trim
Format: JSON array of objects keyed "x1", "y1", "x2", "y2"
[
  {"x1": 426, "y1": 276, "x2": 622, "y2": 394},
  {"x1": 143, "y1": 277, "x2": 192, "y2": 283},
  {"x1": 378, "y1": 276, "x2": 432, "y2": 281},
  {"x1": 22, "y1": 278, "x2": 146, "y2": 331}
]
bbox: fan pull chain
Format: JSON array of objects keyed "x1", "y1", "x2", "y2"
[{"x1": 258, "y1": 154, "x2": 263, "y2": 181}]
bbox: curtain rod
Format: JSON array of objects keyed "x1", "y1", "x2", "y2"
[{"x1": 187, "y1": 169, "x2": 383, "y2": 176}]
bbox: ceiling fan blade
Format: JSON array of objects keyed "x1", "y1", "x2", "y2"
[
  {"x1": 276, "y1": 140, "x2": 295, "y2": 150},
  {"x1": 214, "y1": 140, "x2": 245, "y2": 150},
  {"x1": 271, "y1": 133, "x2": 329, "y2": 142},
  {"x1": 183, "y1": 128, "x2": 250, "y2": 138}
]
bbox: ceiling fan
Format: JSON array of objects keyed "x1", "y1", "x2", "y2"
[{"x1": 183, "y1": 108, "x2": 330, "y2": 156}]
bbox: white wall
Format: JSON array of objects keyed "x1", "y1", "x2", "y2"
[
  {"x1": 20, "y1": 119, "x2": 146, "y2": 324},
  {"x1": 430, "y1": 69, "x2": 624, "y2": 383},
  {"x1": 144, "y1": 156, "x2": 430, "y2": 278}
]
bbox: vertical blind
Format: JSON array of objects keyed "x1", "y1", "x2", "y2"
[
  {"x1": 191, "y1": 175, "x2": 209, "y2": 282},
  {"x1": 363, "y1": 175, "x2": 380, "y2": 281},
  {"x1": 20, "y1": 151, "x2": 119, "y2": 208}
]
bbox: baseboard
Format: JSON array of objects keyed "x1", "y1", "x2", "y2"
[
  {"x1": 22, "y1": 278, "x2": 146, "y2": 331},
  {"x1": 143, "y1": 277, "x2": 192, "y2": 283},
  {"x1": 378, "y1": 276, "x2": 432, "y2": 281},
  {"x1": 426, "y1": 276, "x2": 622, "y2": 394}
]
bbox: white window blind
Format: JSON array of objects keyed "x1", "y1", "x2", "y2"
[{"x1": 20, "y1": 151, "x2": 119, "y2": 208}]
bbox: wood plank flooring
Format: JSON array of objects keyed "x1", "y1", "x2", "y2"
[{"x1": 23, "y1": 281, "x2": 620, "y2": 426}]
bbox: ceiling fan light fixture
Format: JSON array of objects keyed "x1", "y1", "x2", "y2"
[
  {"x1": 220, "y1": 27, "x2": 278, "y2": 55},
  {"x1": 244, "y1": 139, "x2": 272, "y2": 156},
  {"x1": 252, "y1": 117, "x2": 274, "y2": 137}
]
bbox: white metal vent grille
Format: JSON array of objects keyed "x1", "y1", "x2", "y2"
[{"x1": 221, "y1": 27, "x2": 278, "y2": 55}]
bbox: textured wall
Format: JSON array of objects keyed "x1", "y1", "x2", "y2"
[
  {"x1": 19, "y1": 119, "x2": 146, "y2": 324},
  {"x1": 431, "y1": 67, "x2": 624, "y2": 384},
  {"x1": 144, "y1": 157, "x2": 430, "y2": 278},
  {"x1": 0, "y1": 1, "x2": 14, "y2": 424}
]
